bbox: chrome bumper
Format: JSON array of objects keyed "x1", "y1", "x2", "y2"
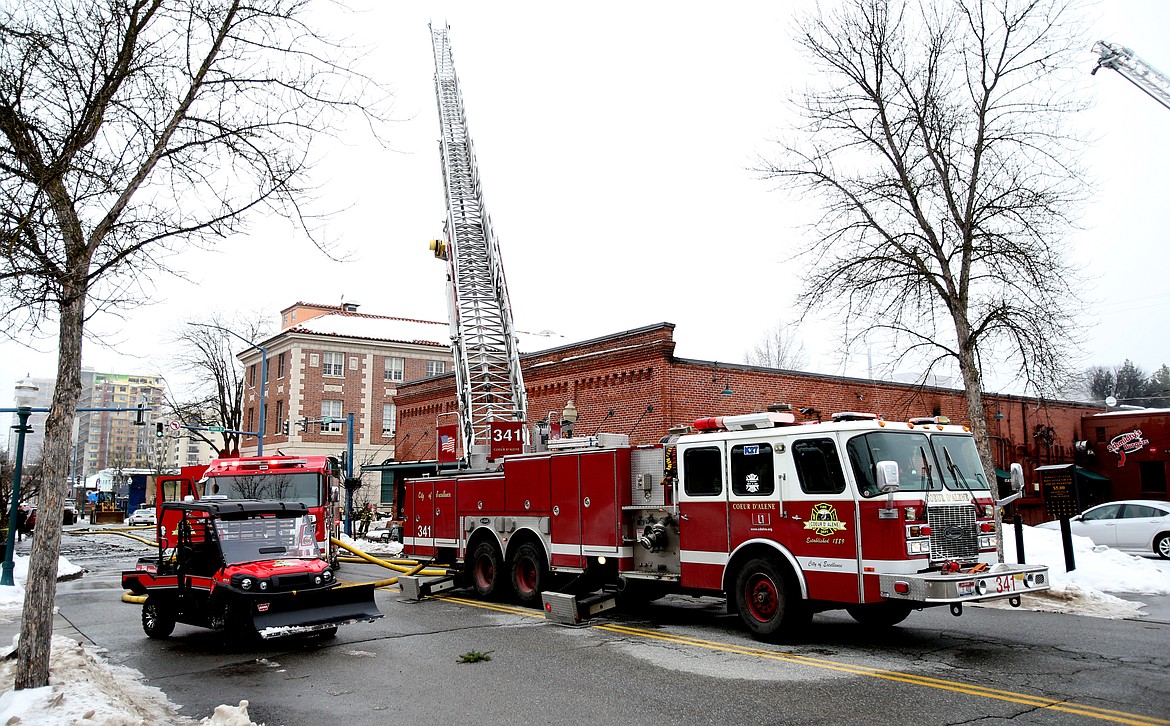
[{"x1": 879, "y1": 563, "x2": 1050, "y2": 604}]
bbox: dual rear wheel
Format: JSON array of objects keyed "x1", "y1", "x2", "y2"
[{"x1": 468, "y1": 540, "x2": 548, "y2": 605}]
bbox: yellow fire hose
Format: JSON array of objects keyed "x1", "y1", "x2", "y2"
[
  {"x1": 330, "y1": 537, "x2": 452, "y2": 577},
  {"x1": 67, "y1": 528, "x2": 158, "y2": 547}
]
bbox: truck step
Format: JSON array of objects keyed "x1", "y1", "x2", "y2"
[{"x1": 540, "y1": 591, "x2": 617, "y2": 625}]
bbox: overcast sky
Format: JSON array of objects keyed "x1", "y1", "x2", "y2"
[{"x1": 3, "y1": 1, "x2": 1168, "y2": 417}]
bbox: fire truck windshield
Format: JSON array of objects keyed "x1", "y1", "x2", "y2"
[
  {"x1": 848, "y1": 432, "x2": 938, "y2": 496},
  {"x1": 204, "y1": 472, "x2": 320, "y2": 506},
  {"x1": 213, "y1": 515, "x2": 321, "y2": 565},
  {"x1": 929, "y1": 434, "x2": 990, "y2": 491},
  {"x1": 847, "y1": 432, "x2": 990, "y2": 496}
]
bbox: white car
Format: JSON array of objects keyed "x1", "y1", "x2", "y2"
[
  {"x1": 127, "y1": 507, "x2": 157, "y2": 526},
  {"x1": 1036, "y1": 500, "x2": 1170, "y2": 559}
]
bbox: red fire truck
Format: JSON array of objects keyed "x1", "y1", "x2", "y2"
[
  {"x1": 155, "y1": 456, "x2": 343, "y2": 567},
  {"x1": 402, "y1": 410, "x2": 1050, "y2": 640}
]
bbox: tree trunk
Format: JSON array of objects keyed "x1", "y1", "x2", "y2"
[
  {"x1": 15, "y1": 288, "x2": 85, "y2": 689},
  {"x1": 955, "y1": 336, "x2": 1004, "y2": 563}
]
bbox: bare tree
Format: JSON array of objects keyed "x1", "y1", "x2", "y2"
[
  {"x1": 761, "y1": 0, "x2": 1089, "y2": 508},
  {"x1": 744, "y1": 321, "x2": 809, "y2": 370},
  {"x1": 0, "y1": 0, "x2": 386, "y2": 688},
  {"x1": 167, "y1": 313, "x2": 271, "y2": 456}
]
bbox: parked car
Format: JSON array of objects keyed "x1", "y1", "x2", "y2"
[
  {"x1": 127, "y1": 507, "x2": 157, "y2": 526},
  {"x1": 1037, "y1": 500, "x2": 1170, "y2": 559}
]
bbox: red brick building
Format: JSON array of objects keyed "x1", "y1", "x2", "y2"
[
  {"x1": 394, "y1": 322, "x2": 1137, "y2": 523},
  {"x1": 1080, "y1": 409, "x2": 1170, "y2": 501}
]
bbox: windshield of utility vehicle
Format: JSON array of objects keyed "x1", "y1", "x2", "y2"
[
  {"x1": 847, "y1": 432, "x2": 990, "y2": 496},
  {"x1": 204, "y1": 472, "x2": 320, "y2": 506},
  {"x1": 213, "y1": 515, "x2": 320, "y2": 565}
]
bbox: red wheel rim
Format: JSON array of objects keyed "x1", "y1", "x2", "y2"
[
  {"x1": 745, "y1": 573, "x2": 779, "y2": 622},
  {"x1": 475, "y1": 556, "x2": 494, "y2": 589},
  {"x1": 515, "y1": 557, "x2": 537, "y2": 594}
]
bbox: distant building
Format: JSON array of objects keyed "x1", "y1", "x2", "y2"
[
  {"x1": 235, "y1": 301, "x2": 455, "y2": 505},
  {"x1": 74, "y1": 371, "x2": 167, "y2": 479},
  {"x1": 6, "y1": 376, "x2": 54, "y2": 461}
]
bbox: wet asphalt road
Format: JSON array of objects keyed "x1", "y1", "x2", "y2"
[{"x1": 8, "y1": 534, "x2": 1170, "y2": 726}]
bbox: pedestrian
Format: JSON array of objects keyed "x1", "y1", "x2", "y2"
[{"x1": 15, "y1": 506, "x2": 28, "y2": 542}]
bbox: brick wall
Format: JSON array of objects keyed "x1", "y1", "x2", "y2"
[{"x1": 393, "y1": 322, "x2": 1111, "y2": 525}]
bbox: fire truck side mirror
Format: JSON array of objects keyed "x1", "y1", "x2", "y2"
[
  {"x1": 1009, "y1": 462, "x2": 1024, "y2": 493},
  {"x1": 330, "y1": 485, "x2": 341, "y2": 504},
  {"x1": 875, "y1": 461, "x2": 901, "y2": 493}
]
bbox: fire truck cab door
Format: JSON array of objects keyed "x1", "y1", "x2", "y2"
[
  {"x1": 677, "y1": 441, "x2": 729, "y2": 591},
  {"x1": 778, "y1": 435, "x2": 862, "y2": 604}
]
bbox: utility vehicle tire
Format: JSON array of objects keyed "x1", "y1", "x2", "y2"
[
  {"x1": 1156, "y1": 534, "x2": 1170, "y2": 560},
  {"x1": 845, "y1": 601, "x2": 913, "y2": 627},
  {"x1": 469, "y1": 541, "x2": 507, "y2": 599},
  {"x1": 142, "y1": 598, "x2": 176, "y2": 639},
  {"x1": 509, "y1": 542, "x2": 547, "y2": 605},
  {"x1": 733, "y1": 557, "x2": 809, "y2": 642}
]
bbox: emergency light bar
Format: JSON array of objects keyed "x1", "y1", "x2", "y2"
[{"x1": 693, "y1": 412, "x2": 796, "y2": 432}]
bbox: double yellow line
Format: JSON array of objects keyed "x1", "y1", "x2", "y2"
[{"x1": 435, "y1": 596, "x2": 1167, "y2": 726}]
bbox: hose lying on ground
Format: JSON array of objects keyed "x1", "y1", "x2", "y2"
[
  {"x1": 330, "y1": 537, "x2": 452, "y2": 577},
  {"x1": 67, "y1": 528, "x2": 157, "y2": 547}
]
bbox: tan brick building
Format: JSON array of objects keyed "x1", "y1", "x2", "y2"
[{"x1": 237, "y1": 302, "x2": 454, "y2": 501}]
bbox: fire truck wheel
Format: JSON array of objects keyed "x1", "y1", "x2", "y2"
[
  {"x1": 509, "y1": 542, "x2": 547, "y2": 605},
  {"x1": 469, "y1": 541, "x2": 507, "y2": 599},
  {"x1": 734, "y1": 557, "x2": 802, "y2": 641},
  {"x1": 845, "y1": 601, "x2": 913, "y2": 627},
  {"x1": 142, "y1": 598, "x2": 176, "y2": 639}
]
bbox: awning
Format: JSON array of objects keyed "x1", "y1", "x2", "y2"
[{"x1": 1075, "y1": 466, "x2": 1110, "y2": 483}]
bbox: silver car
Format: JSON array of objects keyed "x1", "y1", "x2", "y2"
[
  {"x1": 127, "y1": 507, "x2": 157, "y2": 526},
  {"x1": 1037, "y1": 500, "x2": 1170, "y2": 559}
]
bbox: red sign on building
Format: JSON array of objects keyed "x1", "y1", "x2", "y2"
[{"x1": 490, "y1": 421, "x2": 524, "y2": 459}]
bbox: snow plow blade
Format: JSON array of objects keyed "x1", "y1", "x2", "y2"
[{"x1": 251, "y1": 582, "x2": 382, "y2": 638}]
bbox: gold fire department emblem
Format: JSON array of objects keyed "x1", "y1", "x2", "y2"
[{"x1": 803, "y1": 503, "x2": 847, "y2": 537}]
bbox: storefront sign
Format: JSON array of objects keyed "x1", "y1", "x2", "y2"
[{"x1": 1106, "y1": 429, "x2": 1149, "y2": 467}]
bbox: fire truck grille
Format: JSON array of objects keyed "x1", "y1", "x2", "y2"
[{"x1": 927, "y1": 504, "x2": 978, "y2": 561}]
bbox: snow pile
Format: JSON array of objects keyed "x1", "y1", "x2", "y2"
[
  {"x1": 336, "y1": 531, "x2": 404, "y2": 557},
  {"x1": 0, "y1": 635, "x2": 262, "y2": 725},
  {"x1": 0, "y1": 556, "x2": 84, "y2": 611},
  {"x1": 994, "y1": 524, "x2": 1170, "y2": 618}
]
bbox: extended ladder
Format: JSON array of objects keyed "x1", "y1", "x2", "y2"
[
  {"x1": 1092, "y1": 41, "x2": 1170, "y2": 111},
  {"x1": 430, "y1": 25, "x2": 528, "y2": 459}
]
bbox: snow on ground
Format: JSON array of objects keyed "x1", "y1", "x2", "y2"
[
  {"x1": 991, "y1": 523, "x2": 1170, "y2": 618},
  {"x1": 0, "y1": 527, "x2": 1166, "y2": 725}
]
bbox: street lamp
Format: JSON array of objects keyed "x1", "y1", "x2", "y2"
[
  {"x1": 561, "y1": 400, "x2": 578, "y2": 439},
  {"x1": 2, "y1": 382, "x2": 39, "y2": 587},
  {"x1": 189, "y1": 323, "x2": 268, "y2": 456}
]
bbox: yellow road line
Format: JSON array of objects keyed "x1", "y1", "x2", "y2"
[
  {"x1": 429, "y1": 595, "x2": 1165, "y2": 726},
  {"x1": 595, "y1": 624, "x2": 1169, "y2": 726}
]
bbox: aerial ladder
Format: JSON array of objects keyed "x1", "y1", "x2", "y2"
[
  {"x1": 428, "y1": 25, "x2": 528, "y2": 464},
  {"x1": 1092, "y1": 41, "x2": 1170, "y2": 110}
]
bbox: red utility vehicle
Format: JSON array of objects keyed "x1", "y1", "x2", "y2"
[{"x1": 123, "y1": 499, "x2": 380, "y2": 640}]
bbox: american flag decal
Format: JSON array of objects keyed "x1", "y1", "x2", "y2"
[{"x1": 440, "y1": 435, "x2": 455, "y2": 453}]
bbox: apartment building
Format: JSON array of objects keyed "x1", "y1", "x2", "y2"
[{"x1": 236, "y1": 301, "x2": 453, "y2": 504}]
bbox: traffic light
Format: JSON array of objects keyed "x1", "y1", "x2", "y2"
[
  {"x1": 135, "y1": 403, "x2": 145, "y2": 426},
  {"x1": 282, "y1": 420, "x2": 290, "y2": 435},
  {"x1": 155, "y1": 422, "x2": 164, "y2": 438}
]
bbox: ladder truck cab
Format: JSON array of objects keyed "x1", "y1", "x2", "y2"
[
  {"x1": 402, "y1": 410, "x2": 1049, "y2": 641},
  {"x1": 158, "y1": 455, "x2": 344, "y2": 568}
]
